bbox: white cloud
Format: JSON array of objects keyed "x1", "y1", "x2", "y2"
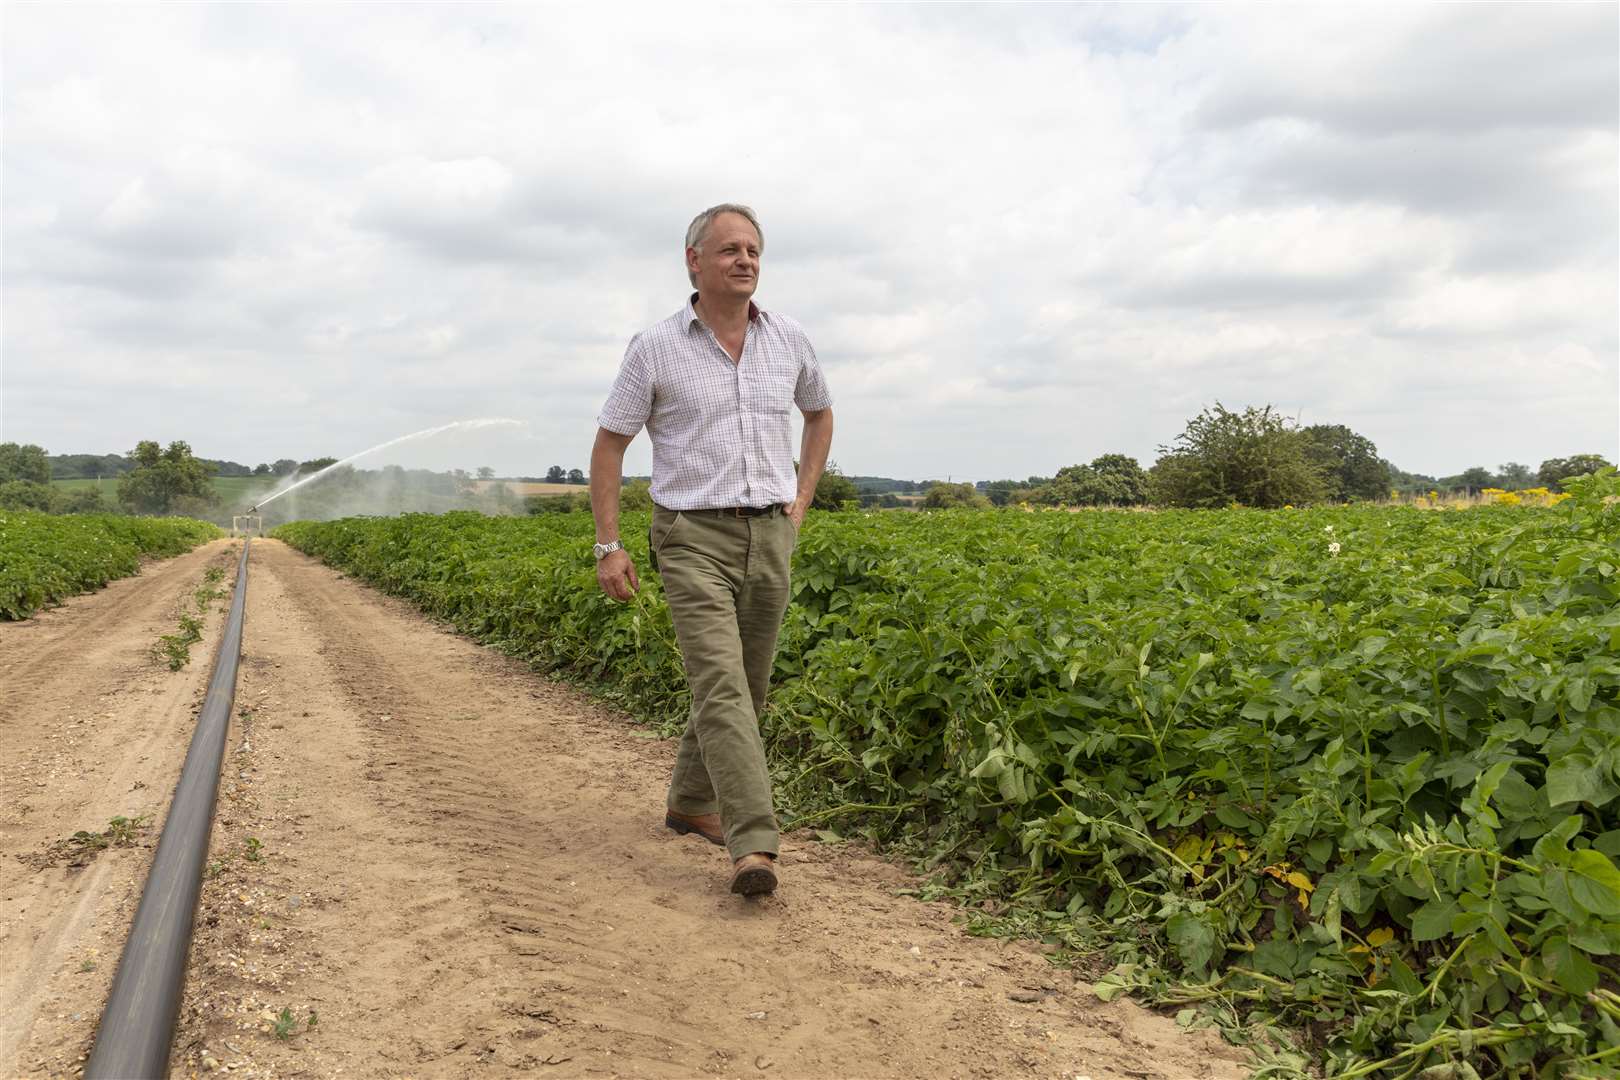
[{"x1": 2, "y1": 3, "x2": 1615, "y2": 480}]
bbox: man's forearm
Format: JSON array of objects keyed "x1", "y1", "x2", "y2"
[
  {"x1": 795, "y1": 408, "x2": 834, "y2": 504},
  {"x1": 590, "y1": 430, "x2": 631, "y2": 542}
]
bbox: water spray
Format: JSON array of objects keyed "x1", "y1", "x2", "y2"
[{"x1": 247, "y1": 417, "x2": 523, "y2": 512}]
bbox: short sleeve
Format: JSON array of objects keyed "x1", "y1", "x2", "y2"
[
  {"x1": 597, "y1": 334, "x2": 654, "y2": 436},
  {"x1": 793, "y1": 329, "x2": 833, "y2": 411}
]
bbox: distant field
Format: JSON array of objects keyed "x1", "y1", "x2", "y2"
[
  {"x1": 473, "y1": 480, "x2": 583, "y2": 497},
  {"x1": 52, "y1": 476, "x2": 278, "y2": 509}
]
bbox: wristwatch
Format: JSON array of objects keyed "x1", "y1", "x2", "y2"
[{"x1": 592, "y1": 540, "x2": 623, "y2": 561}]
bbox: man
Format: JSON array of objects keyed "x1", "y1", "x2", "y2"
[{"x1": 590, "y1": 203, "x2": 834, "y2": 897}]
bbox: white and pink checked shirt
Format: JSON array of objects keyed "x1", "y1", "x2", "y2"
[{"x1": 598, "y1": 294, "x2": 833, "y2": 511}]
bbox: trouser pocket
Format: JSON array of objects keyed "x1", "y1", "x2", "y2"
[{"x1": 650, "y1": 506, "x2": 682, "y2": 572}]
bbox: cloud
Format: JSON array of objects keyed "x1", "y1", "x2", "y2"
[{"x1": 2, "y1": 3, "x2": 1614, "y2": 482}]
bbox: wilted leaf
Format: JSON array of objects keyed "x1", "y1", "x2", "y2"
[{"x1": 1166, "y1": 912, "x2": 1217, "y2": 976}]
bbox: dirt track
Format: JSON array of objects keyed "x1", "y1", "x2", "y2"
[{"x1": 1, "y1": 539, "x2": 1249, "y2": 1079}]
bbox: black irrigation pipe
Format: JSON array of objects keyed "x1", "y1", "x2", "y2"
[{"x1": 86, "y1": 538, "x2": 251, "y2": 1080}]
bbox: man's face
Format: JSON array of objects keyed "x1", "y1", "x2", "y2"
[{"x1": 687, "y1": 212, "x2": 761, "y2": 302}]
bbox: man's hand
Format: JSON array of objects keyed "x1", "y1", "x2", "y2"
[
  {"x1": 785, "y1": 496, "x2": 808, "y2": 530},
  {"x1": 597, "y1": 549, "x2": 640, "y2": 602}
]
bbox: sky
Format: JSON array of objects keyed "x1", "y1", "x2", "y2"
[{"x1": 2, "y1": 3, "x2": 1616, "y2": 482}]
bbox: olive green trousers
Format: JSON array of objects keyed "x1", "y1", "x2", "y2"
[{"x1": 653, "y1": 504, "x2": 794, "y2": 860}]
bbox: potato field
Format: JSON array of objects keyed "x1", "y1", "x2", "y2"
[
  {"x1": 0, "y1": 510, "x2": 221, "y2": 620},
  {"x1": 275, "y1": 476, "x2": 1620, "y2": 1077}
]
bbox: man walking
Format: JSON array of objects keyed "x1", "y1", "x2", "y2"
[{"x1": 590, "y1": 203, "x2": 834, "y2": 896}]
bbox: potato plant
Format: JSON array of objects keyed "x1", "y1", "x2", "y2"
[
  {"x1": 0, "y1": 510, "x2": 221, "y2": 620},
  {"x1": 276, "y1": 470, "x2": 1620, "y2": 1077}
]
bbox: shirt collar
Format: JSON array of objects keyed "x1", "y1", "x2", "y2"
[{"x1": 686, "y1": 292, "x2": 761, "y2": 332}]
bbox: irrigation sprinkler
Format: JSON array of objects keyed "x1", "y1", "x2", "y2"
[{"x1": 85, "y1": 539, "x2": 251, "y2": 1079}]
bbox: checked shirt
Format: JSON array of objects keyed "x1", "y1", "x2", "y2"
[{"x1": 598, "y1": 294, "x2": 833, "y2": 511}]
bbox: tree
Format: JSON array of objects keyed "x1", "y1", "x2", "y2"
[
  {"x1": 117, "y1": 440, "x2": 219, "y2": 515},
  {"x1": 810, "y1": 462, "x2": 860, "y2": 510},
  {"x1": 1441, "y1": 467, "x2": 1496, "y2": 495},
  {"x1": 567, "y1": 468, "x2": 586, "y2": 485},
  {"x1": 272, "y1": 459, "x2": 298, "y2": 476},
  {"x1": 1033, "y1": 454, "x2": 1148, "y2": 506},
  {"x1": 1538, "y1": 454, "x2": 1613, "y2": 492},
  {"x1": 1385, "y1": 461, "x2": 1439, "y2": 496},
  {"x1": 977, "y1": 480, "x2": 1023, "y2": 506},
  {"x1": 0, "y1": 442, "x2": 51, "y2": 485},
  {"x1": 253, "y1": 462, "x2": 272, "y2": 476},
  {"x1": 46, "y1": 452, "x2": 133, "y2": 480},
  {"x1": 1300, "y1": 425, "x2": 1391, "y2": 502},
  {"x1": 545, "y1": 465, "x2": 567, "y2": 483},
  {"x1": 0, "y1": 480, "x2": 56, "y2": 511},
  {"x1": 298, "y1": 457, "x2": 339, "y2": 475},
  {"x1": 922, "y1": 482, "x2": 990, "y2": 509},
  {"x1": 1496, "y1": 462, "x2": 1533, "y2": 490},
  {"x1": 476, "y1": 466, "x2": 496, "y2": 481},
  {"x1": 1149, "y1": 404, "x2": 1328, "y2": 509},
  {"x1": 1089, "y1": 454, "x2": 1150, "y2": 505},
  {"x1": 55, "y1": 489, "x2": 107, "y2": 514}
]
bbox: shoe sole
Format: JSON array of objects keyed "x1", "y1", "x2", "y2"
[
  {"x1": 665, "y1": 813, "x2": 725, "y2": 847},
  {"x1": 730, "y1": 864, "x2": 777, "y2": 897}
]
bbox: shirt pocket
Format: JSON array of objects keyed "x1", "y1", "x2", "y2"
[{"x1": 746, "y1": 358, "x2": 798, "y2": 417}]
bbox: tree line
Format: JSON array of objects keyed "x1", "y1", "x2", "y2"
[
  {"x1": 935, "y1": 404, "x2": 1610, "y2": 510},
  {"x1": 8, "y1": 414, "x2": 1610, "y2": 520}
]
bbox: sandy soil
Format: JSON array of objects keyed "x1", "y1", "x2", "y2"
[{"x1": 2, "y1": 539, "x2": 1251, "y2": 1080}]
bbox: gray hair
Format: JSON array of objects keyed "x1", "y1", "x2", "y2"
[{"x1": 685, "y1": 203, "x2": 763, "y2": 286}]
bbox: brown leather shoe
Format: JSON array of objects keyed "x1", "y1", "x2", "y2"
[
  {"x1": 729, "y1": 853, "x2": 777, "y2": 896},
  {"x1": 665, "y1": 809, "x2": 724, "y2": 847}
]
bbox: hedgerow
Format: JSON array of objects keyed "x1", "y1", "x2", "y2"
[
  {"x1": 275, "y1": 470, "x2": 1620, "y2": 1077},
  {"x1": 0, "y1": 511, "x2": 221, "y2": 620}
]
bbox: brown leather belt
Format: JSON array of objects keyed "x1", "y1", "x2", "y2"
[{"x1": 685, "y1": 503, "x2": 785, "y2": 518}]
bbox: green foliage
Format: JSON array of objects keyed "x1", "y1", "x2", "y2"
[
  {"x1": 1031, "y1": 455, "x2": 1149, "y2": 507},
  {"x1": 0, "y1": 510, "x2": 220, "y2": 620},
  {"x1": 1302, "y1": 425, "x2": 1392, "y2": 502},
  {"x1": 921, "y1": 482, "x2": 991, "y2": 509},
  {"x1": 1442, "y1": 467, "x2": 1497, "y2": 495},
  {"x1": 527, "y1": 492, "x2": 591, "y2": 514},
  {"x1": 277, "y1": 474, "x2": 1620, "y2": 1076},
  {"x1": 0, "y1": 442, "x2": 51, "y2": 485},
  {"x1": 66, "y1": 814, "x2": 151, "y2": 854},
  {"x1": 55, "y1": 489, "x2": 109, "y2": 514},
  {"x1": 1496, "y1": 461, "x2": 1534, "y2": 490},
  {"x1": 620, "y1": 478, "x2": 653, "y2": 512},
  {"x1": 1540, "y1": 455, "x2": 1614, "y2": 493},
  {"x1": 1151, "y1": 404, "x2": 1328, "y2": 508},
  {"x1": 811, "y1": 463, "x2": 860, "y2": 511},
  {"x1": 117, "y1": 440, "x2": 220, "y2": 516},
  {"x1": 2, "y1": 477, "x2": 119, "y2": 515},
  {"x1": 155, "y1": 563, "x2": 227, "y2": 669},
  {"x1": 272, "y1": 1007, "x2": 298, "y2": 1040},
  {"x1": 0, "y1": 480, "x2": 57, "y2": 512},
  {"x1": 47, "y1": 452, "x2": 133, "y2": 480}
]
